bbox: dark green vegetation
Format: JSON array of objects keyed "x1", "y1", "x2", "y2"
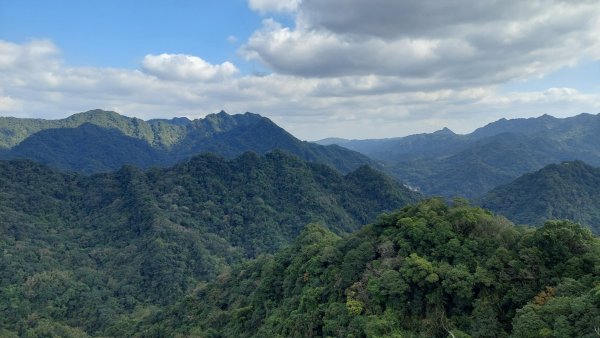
[
  {"x1": 3, "y1": 109, "x2": 600, "y2": 337},
  {"x1": 137, "y1": 199, "x2": 600, "y2": 337},
  {"x1": 0, "y1": 109, "x2": 372, "y2": 174},
  {"x1": 0, "y1": 152, "x2": 418, "y2": 336},
  {"x1": 319, "y1": 113, "x2": 600, "y2": 198},
  {"x1": 481, "y1": 161, "x2": 600, "y2": 234}
]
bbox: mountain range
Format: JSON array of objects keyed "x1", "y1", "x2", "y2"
[
  {"x1": 2, "y1": 108, "x2": 600, "y2": 337},
  {"x1": 6, "y1": 109, "x2": 600, "y2": 200},
  {"x1": 318, "y1": 113, "x2": 600, "y2": 198},
  {"x1": 0, "y1": 109, "x2": 373, "y2": 174}
]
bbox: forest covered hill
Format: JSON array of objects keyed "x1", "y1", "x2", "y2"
[
  {"x1": 481, "y1": 161, "x2": 600, "y2": 233},
  {"x1": 0, "y1": 152, "x2": 418, "y2": 336},
  {"x1": 136, "y1": 199, "x2": 600, "y2": 337},
  {"x1": 2, "y1": 111, "x2": 600, "y2": 337},
  {"x1": 0, "y1": 110, "x2": 373, "y2": 174}
]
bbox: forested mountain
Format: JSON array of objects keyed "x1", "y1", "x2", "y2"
[
  {"x1": 481, "y1": 161, "x2": 600, "y2": 233},
  {"x1": 0, "y1": 109, "x2": 373, "y2": 174},
  {"x1": 0, "y1": 152, "x2": 418, "y2": 336},
  {"x1": 6, "y1": 123, "x2": 165, "y2": 173},
  {"x1": 317, "y1": 113, "x2": 600, "y2": 198},
  {"x1": 137, "y1": 199, "x2": 600, "y2": 337}
]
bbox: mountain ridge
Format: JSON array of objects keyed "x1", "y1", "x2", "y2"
[
  {"x1": 0, "y1": 109, "x2": 374, "y2": 174},
  {"x1": 317, "y1": 113, "x2": 600, "y2": 197}
]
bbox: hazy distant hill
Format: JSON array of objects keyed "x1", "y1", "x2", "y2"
[
  {"x1": 318, "y1": 113, "x2": 600, "y2": 197},
  {"x1": 480, "y1": 160, "x2": 600, "y2": 233},
  {"x1": 0, "y1": 151, "x2": 419, "y2": 335},
  {"x1": 0, "y1": 109, "x2": 373, "y2": 173},
  {"x1": 316, "y1": 127, "x2": 468, "y2": 162}
]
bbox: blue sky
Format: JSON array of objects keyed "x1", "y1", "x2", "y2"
[
  {"x1": 1, "y1": 0, "x2": 599, "y2": 140},
  {"x1": 0, "y1": 1, "x2": 263, "y2": 69}
]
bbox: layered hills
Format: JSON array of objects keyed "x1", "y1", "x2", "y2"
[
  {"x1": 2, "y1": 108, "x2": 600, "y2": 337},
  {"x1": 0, "y1": 151, "x2": 418, "y2": 336},
  {"x1": 481, "y1": 160, "x2": 600, "y2": 233},
  {"x1": 318, "y1": 113, "x2": 600, "y2": 198},
  {"x1": 0, "y1": 109, "x2": 373, "y2": 174}
]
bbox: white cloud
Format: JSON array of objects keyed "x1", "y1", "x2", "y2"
[
  {"x1": 243, "y1": 0, "x2": 600, "y2": 90},
  {"x1": 0, "y1": 39, "x2": 60, "y2": 71},
  {"x1": 248, "y1": 0, "x2": 300, "y2": 14},
  {"x1": 0, "y1": 95, "x2": 23, "y2": 111},
  {"x1": 141, "y1": 54, "x2": 238, "y2": 82}
]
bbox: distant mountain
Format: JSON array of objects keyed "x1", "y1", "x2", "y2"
[
  {"x1": 319, "y1": 113, "x2": 600, "y2": 198},
  {"x1": 480, "y1": 161, "x2": 600, "y2": 233},
  {"x1": 4, "y1": 123, "x2": 166, "y2": 173},
  {"x1": 0, "y1": 109, "x2": 373, "y2": 173},
  {"x1": 470, "y1": 114, "x2": 563, "y2": 138},
  {"x1": 0, "y1": 152, "x2": 419, "y2": 335},
  {"x1": 316, "y1": 127, "x2": 468, "y2": 162}
]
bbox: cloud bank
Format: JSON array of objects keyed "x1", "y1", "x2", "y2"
[{"x1": 244, "y1": 0, "x2": 600, "y2": 85}]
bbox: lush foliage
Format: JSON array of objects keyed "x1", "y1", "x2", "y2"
[
  {"x1": 481, "y1": 161, "x2": 600, "y2": 233},
  {"x1": 139, "y1": 199, "x2": 600, "y2": 337},
  {"x1": 0, "y1": 109, "x2": 373, "y2": 174},
  {"x1": 0, "y1": 152, "x2": 418, "y2": 336}
]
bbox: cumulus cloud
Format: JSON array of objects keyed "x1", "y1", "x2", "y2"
[
  {"x1": 141, "y1": 54, "x2": 238, "y2": 82},
  {"x1": 0, "y1": 39, "x2": 60, "y2": 71},
  {"x1": 244, "y1": 0, "x2": 600, "y2": 89}
]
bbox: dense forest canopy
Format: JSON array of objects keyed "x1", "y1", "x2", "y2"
[
  {"x1": 0, "y1": 151, "x2": 418, "y2": 336},
  {"x1": 136, "y1": 199, "x2": 600, "y2": 337},
  {"x1": 481, "y1": 161, "x2": 600, "y2": 233}
]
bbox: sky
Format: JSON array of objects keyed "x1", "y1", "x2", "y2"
[{"x1": 1, "y1": 0, "x2": 599, "y2": 140}]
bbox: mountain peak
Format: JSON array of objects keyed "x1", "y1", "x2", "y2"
[
  {"x1": 434, "y1": 127, "x2": 455, "y2": 135},
  {"x1": 538, "y1": 113, "x2": 556, "y2": 120},
  {"x1": 73, "y1": 109, "x2": 123, "y2": 119}
]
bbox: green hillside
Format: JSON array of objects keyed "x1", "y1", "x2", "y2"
[
  {"x1": 137, "y1": 199, "x2": 600, "y2": 337},
  {"x1": 0, "y1": 152, "x2": 418, "y2": 336},
  {"x1": 481, "y1": 161, "x2": 600, "y2": 233}
]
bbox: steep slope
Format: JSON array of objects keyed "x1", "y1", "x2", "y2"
[
  {"x1": 0, "y1": 152, "x2": 419, "y2": 336},
  {"x1": 170, "y1": 111, "x2": 374, "y2": 172},
  {"x1": 480, "y1": 161, "x2": 600, "y2": 233},
  {"x1": 138, "y1": 199, "x2": 600, "y2": 337},
  {"x1": 4, "y1": 123, "x2": 167, "y2": 173},
  {"x1": 0, "y1": 109, "x2": 373, "y2": 174}
]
